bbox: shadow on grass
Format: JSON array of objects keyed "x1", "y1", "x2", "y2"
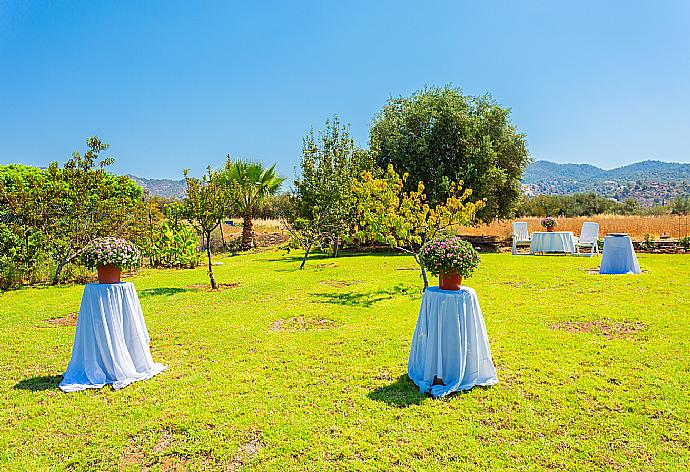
[
  {"x1": 368, "y1": 375, "x2": 423, "y2": 407},
  {"x1": 14, "y1": 375, "x2": 63, "y2": 391},
  {"x1": 265, "y1": 250, "x2": 411, "y2": 264},
  {"x1": 310, "y1": 291, "x2": 394, "y2": 307},
  {"x1": 138, "y1": 287, "x2": 196, "y2": 298},
  {"x1": 311, "y1": 285, "x2": 421, "y2": 307}
]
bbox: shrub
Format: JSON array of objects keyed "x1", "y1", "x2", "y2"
[
  {"x1": 80, "y1": 237, "x2": 142, "y2": 270},
  {"x1": 418, "y1": 236, "x2": 481, "y2": 277},
  {"x1": 540, "y1": 217, "x2": 558, "y2": 228},
  {"x1": 640, "y1": 234, "x2": 655, "y2": 251},
  {"x1": 679, "y1": 236, "x2": 690, "y2": 251}
]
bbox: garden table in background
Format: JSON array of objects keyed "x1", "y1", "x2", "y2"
[
  {"x1": 59, "y1": 282, "x2": 166, "y2": 392},
  {"x1": 408, "y1": 286, "x2": 498, "y2": 398},
  {"x1": 599, "y1": 235, "x2": 641, "y2": 275},
  {"x1": 530, "y1": 231, "x2": 576, "y2": 254}
]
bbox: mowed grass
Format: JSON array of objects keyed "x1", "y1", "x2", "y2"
[{"x1": 1, "y1": 251, "x2": 689, "y2": 470}]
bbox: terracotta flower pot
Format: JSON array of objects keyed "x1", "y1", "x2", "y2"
[
  {"x1": 546, "y1": 226, "x2": 555, "y2": 232},
  {"x1": 439, "y1": 272, "x2": 463, "y2": 291},
  {"x1": 97, "y1": 264, "x2": 122, "y2": 284}
]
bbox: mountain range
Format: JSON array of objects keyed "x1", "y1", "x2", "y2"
[
  {"x1": 128, "y1": 160, "x2": 690, "y2": 204},
  {"x1": 522, "y1": 160, "x2": 690, "y2": 204}
]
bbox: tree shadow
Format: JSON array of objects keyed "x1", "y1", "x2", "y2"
[
  {"x1": 265, "y1": 250, "x2": 411, "y2": 264},
  {"x1": 14, "y1": 375, "x2": 63, "y2": 391},
  {"x1": 311, "y1": 285, "x2": 421, "y2": 307},
  {"x1": 310, "y1": 291, "x2": 394, "y2": 307},
  {"x1": 138, "y1": 287, "x2": 196, "y2": 298},
  {"x1": 368, "y1": 375, "x2": 424, "y2": 407}
]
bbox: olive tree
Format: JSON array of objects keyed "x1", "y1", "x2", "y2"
[{"x1": 370, "y1": 85, "x2": 530, "y2": 221}]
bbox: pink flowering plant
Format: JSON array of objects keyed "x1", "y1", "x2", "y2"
[
  {"x1": 418, "y1": 235, "x2": 480, "y2": 277},
  {"x1": 80, "y1": 237, "x2": 142, "y2": 270},
  {"x1": 541, "y1": 216, "x2": 558, "y2": 228}
]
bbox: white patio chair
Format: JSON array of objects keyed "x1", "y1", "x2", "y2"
[
  {"x1": 574, "y1": 222, "x2": 599, "y2": 256},
  {"x1": 512, "y1": 222, "x2": 531, "y2": 255}
]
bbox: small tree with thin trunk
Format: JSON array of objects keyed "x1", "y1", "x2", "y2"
[
  {"x1": 183, "y1": 167, "x2": 229, "y2": 289},
  {"x1": 352, "y1": 165, "x2": 485, "y2": 289}
]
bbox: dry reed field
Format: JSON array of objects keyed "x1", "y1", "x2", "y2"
[
  {"x1": 218, "y1": 217, "x2": 690, "y2": 244},
  {"x1": 459, "y1": 215, "x2": 690, "y2": 240}
]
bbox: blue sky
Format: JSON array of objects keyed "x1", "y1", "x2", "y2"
[{"x1": 1, "y1": 1, "x2": 689, "y2": 179}]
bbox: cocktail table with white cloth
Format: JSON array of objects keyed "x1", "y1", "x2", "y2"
[
  {"x1": 599, "y1": 234, "x2": 641, "y2": 275},
  {"x1": 59, "y1": 282, "x2": 167, "y2": 392},
  {"x1": 530, "y1": 231, "x2": 576, "y2": 254},
  {"x1": 408, "y1": 286, "x2": 498, "y2": 398}
]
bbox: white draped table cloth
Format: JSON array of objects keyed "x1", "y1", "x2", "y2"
[
  {"x1": 408, "y1": 286, "x2": 498, "y2": 398},
  {"x1": 599, "y1": 235, "x2": 641, "y2": 275},
  {"x1": 59, "y1": 282, "x2": 167, "y2": 392},
  {"x1": 530, "y1": 231, "x2": 576, "y2": 254}
]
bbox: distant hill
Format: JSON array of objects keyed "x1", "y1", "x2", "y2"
[
  {"x1": 128, "y1": 159, "x2": 690, "y2": 204},
  {"x1": 127, "y1": 175, "x2": 186, "y2": 199},
  {"x1": 523, "y1": 160, "x2": 690, "y2": 205}
]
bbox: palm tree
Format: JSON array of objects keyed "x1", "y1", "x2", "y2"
[{"x1": 223, "y1": 159, "x2": 285, "y2": 250}]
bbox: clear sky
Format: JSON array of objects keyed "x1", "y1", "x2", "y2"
[{"x1": 1, "y1": 1, "x2": 689, "y2": 179}]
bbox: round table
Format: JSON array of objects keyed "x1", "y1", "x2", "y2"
[
  {"x1": 530, "y1": 231, "x2": 576, "y2": 254},
  {"x1": 599, "y1": 235, "x2": 641, "y2": 274},
  {"x1": 59, "y1": 282, "x2": 167, "y2": 392},
  {"x1": 408, "y1": 286, "x2": 498, "y2": 398}
]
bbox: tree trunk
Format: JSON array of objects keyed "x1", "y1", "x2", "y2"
[
  {"x1": 52, "y1": 257, "x2": 69, "y2": 285},
  {"x1": 421, "y1": 266, "x2": 429, "y2": 291},
  {"x1": 241, "y1": 213, "x2": 254, "y2": 250},
  {"x1": 206, "y1": 232, "x2": 218, "y2": 290},
  {"x1": 413, "y1": 250, "x2": 429, "y2": 292},
  {"x1": 300, "y1": 242, "x2": 312, "y2": 270},
  {"x1": 332, "y1": 236, "x2": 339, "y2": 258},
  {"x1": 219, "y1": 222, "x2": 227, "y2": 250}
]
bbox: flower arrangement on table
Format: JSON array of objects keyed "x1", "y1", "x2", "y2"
[
  {"x1": 418, "y1": 235, "x2": 480, "y2": 290},
  {"x1": 540, "y1": 216, "x2": 558, "y2": 232},
  {"x1": 81, "y1": 237, "x2": 142, "y2": 284}
]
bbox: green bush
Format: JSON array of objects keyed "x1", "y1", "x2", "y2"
[{"x1": 679, "y1": 236, "x2": 690, "y2": 251}]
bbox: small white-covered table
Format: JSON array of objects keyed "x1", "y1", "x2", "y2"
[
  {"x1": 530, "y1": 231, "x2": 576, "y2": 254},
  {"x1": 408, "y1": 286, "x2": 498, "y2": 398},
  {"x1": 59, "y1": 282, "x2": 167, "y2": 392},
  {"x1": 599, "y1": 235, "x2": 641, "y2": 275}
]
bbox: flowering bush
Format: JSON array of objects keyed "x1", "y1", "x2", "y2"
[
  {"x1": 418, "y1": 236, "x2": 480, "y2": 277},
  {"x1": 541, "y1": 216, "x2": 558, "y2": 228},
  {"x1": 80, "y1": 237, "x2": 142, "y2": 270}
]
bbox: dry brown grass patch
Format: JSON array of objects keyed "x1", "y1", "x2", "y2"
[
  {"x1": 42, "y1": 312, "x2": 78, "y2": 327},
  {"x1": 551, "y1": 318, "x2": 646, "y2": 339},
  {"x1": 270, "y1": 316, "x2": 337, "y2": 332},
  {"x1": 320, "y1": 279, "x2": 360, "y2": 288},
  {"x1": 187, "y1": 282, "x2": 239, "y2": 292}
]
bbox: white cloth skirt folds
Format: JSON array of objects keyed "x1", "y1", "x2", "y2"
[
  {"x1": 408, "y1": 287, "x2": 498, "y2": 398},
  {"x1": 59, "y1": 283, "x2": 167, "y2": 392}
]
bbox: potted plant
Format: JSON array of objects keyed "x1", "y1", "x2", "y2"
[
  {"x1": 541, "y1": 217, "x2": 558, "y2": 232},
  {"x1": 418, "y1": 236, "x2": 481, "y2": 291},
  {"x1": 81, "y1": 237, "x2": 142, "y2": 284}
]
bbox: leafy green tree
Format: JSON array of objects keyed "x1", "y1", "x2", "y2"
[
  {"x1": 220, "y1": 157, "x2": 285, "y2": 250},
  {"x1": 286, "y1": 115, "x2": 373, "y2": 265},
  {"x1": 44, "y1": 137, "x2": 142, "y2": 284},
  {"x1": 671, "y1": 196, "x2": 690, "y2": 215},
  {"x1": 1, "y1": 139, "x2": 142, "y2": 285},
  {"x1": 183, "y1": 167, "x2": 230, "y2": 289},
  {"x1": 352, "y1": 165, "x2": 485, "y2": 289},
  {"x1": 370, "y1": 86, "x2": 530, "y2": 221}
]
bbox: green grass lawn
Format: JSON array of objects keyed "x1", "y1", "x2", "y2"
[{"x1": 1, "y1": 251, "x2": 689, "y2": 470}]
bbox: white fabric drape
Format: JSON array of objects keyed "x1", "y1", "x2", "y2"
[
  {"x1": 530, "y1": 231, "x2": 576, "y2": 254},
  {"x1": 59, "y1": 282, "x2": 167, "y2": 392},
  {"x1": 600, "y1": 235, "x2": 641, "y2": 274},
  {"x1": 408, "y1": 287, "x2": 498, "y2": 398}
]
